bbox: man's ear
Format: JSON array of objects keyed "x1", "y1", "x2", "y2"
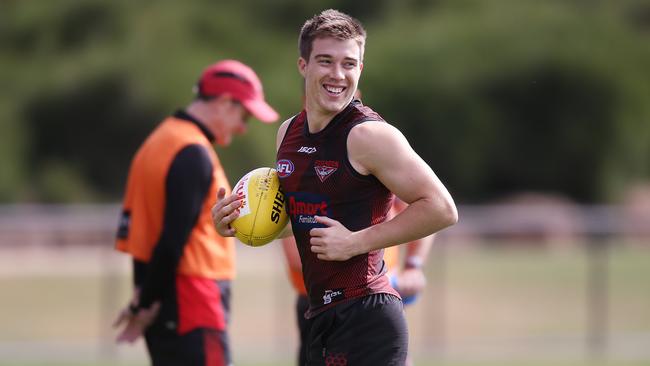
[
  {"x1": 219, "y1": 93, "x2": 234, "y2": 103},
  {"x1": 212, "y1": 93, "x2": 233, "y2": 109},
  {"x1": 298, "y1": 57, "x2": 307, "y2": 77}
]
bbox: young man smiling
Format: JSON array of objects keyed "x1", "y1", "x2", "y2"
[{"x1": 213, "y1": 10, "x2": 457, "y2": 365}]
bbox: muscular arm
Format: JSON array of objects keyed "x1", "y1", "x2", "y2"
[
  {"x1": 310, "y1": 122, "x2": 457, "y2": 260},
  {"x1": 349, "y1": 122, "x2": 457, "y2": 254},
  {"x1": 137, "y1": 144, "x2": 213, "y2": 309},
  {"x1": 388, "y1": 199, "x2": 434, "y2": 267}
]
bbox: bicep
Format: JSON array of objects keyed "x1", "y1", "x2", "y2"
[
  {"x1": 380, "y1": 145, "x2": 440, "y2": 205},
  {"x1": 349, "y1": 123, "x2": 441, "y2": 205}
]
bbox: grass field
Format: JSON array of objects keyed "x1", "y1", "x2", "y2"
[{"x1": 0, "y1": 240, "x2": 648, "y2": 366}]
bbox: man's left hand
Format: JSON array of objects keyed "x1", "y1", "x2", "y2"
[{"x1": 309, "y1": 216, "x2": 357, "y2": 261}]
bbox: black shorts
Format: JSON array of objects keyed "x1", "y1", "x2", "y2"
[{"x1": 306, "y1": 293, "x2": 408, "y2": 366}]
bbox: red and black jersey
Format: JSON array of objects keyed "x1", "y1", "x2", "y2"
[{"x1": 277, "y1": 100, "x2": 399, "y2": 318}]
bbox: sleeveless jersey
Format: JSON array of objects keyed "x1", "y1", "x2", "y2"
[
  {"x1": 277, "y1": 100, "x2": 399, "y2": 317},
  {"x1": 287, "y1": 245, "x2": 399, "y2": 296},
  {"x1": 116, "y1": 116, "x2": 235, "y2": 280}
]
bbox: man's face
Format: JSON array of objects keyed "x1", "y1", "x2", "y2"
[
  {"x1": 213, "y1": 99, "x2": 249, "y2": 146},
  {"x1": 299, "y1": 37, "x2": 363, "y2": 117}
]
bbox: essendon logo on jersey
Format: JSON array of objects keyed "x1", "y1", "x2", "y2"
[
  {"x1": 276, "y1": 159, "x2": 294, "y2": 178},
  {"x1": 314, "y1": 160, "x2": 339, "y2": 182}
]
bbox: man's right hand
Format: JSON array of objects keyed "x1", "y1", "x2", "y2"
[
  {"x1": 113, "y1": 301, "x2": 161, "y2": 344},
  {"x1": 211, "y1": 187, "x2": 242, "y2": 237}
]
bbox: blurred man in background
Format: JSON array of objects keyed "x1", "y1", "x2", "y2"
[{"x1": 113, "y1": 59, "x2": 278, "y2": 366}]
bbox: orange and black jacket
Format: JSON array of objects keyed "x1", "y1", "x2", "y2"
[{"x1": 116, "y1": 110, "x2": 235, "y2": 311}]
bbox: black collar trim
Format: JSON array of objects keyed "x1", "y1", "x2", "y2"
[{"x1": 173, "y1": 109, "x2": 215, "y2": 142}]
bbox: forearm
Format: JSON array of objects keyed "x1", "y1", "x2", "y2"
[
  {"x1": 355, "y1": 196, "x2": 455, "y2": 255},
  {"x1": 138, "y1": 239, "x2": 182, "y2": 308}
]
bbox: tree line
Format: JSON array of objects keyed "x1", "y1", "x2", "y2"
[{"x1": 1, "y1": 0, "x2": 649, "y2": 203}]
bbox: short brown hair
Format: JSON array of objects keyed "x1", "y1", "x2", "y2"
[{"x1": 299, "y1": 9, "x2": 367, "y2": 61}]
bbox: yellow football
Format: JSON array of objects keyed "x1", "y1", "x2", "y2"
[{"x1": 231, "y1": 167, "x2": 288, "y2": 247}]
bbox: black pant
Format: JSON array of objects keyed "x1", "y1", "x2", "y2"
[
  {"x1": 145, "y1": 327, "x2": 227, "y2": 366},
  {"x1": 306, "y1": 293, "x2": 408, "y2": 366}
]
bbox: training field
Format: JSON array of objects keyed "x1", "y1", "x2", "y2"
[{"x1": 0, "y1": 239, "x2": 648, "y2": 366}]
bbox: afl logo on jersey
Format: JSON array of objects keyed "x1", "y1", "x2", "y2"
[{"x1": 276, "y1": 159, "x2": 294, "y2": 178}]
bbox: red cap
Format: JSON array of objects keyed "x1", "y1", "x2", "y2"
[{"x1": 197, "y1": 60, "x2": 279, "y2": 123}]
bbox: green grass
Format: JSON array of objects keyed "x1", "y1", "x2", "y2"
[{"x1": 0, "y1": 241, "x2": 649, "y2": 365}]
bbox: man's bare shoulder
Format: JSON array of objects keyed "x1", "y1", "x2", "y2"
[
  {"x1": 276, "y1": 116, "x2": 296, "y2": 150},
  {"x1": 348, "y1": 120, "x2": 405, "y2": 147},
  {"x1": 348, "y1": 121, "x2": 409, "y2": 175}
]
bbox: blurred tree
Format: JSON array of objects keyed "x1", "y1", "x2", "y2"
[
  {"x1": 1, "y1": 0, "x2": 649, "y2": 203},
  {"x1": 23, "y1": 73, "x2": 162, "y2": 202},
  {"x1": 475, "y1": 65, "x2": 617, "y2": 202},
  {"x1": 363, "y1": 0, "x2": 650, "y2": 203}
]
